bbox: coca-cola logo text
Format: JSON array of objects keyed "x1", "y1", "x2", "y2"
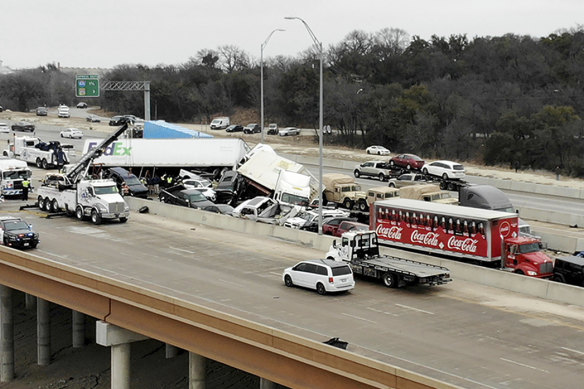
[
  {"x1": 500, "y1": 221, "x2": 511, "y2": 237},
  {"x1": 376, "y1": 225, "x2": 402, "y2": 240},
  {"x1": 447, "y1": 236, "x2": 478, "y2": 253},
  {"x1": 411, "y1": 230, "x2": 439, "y2": 247}
]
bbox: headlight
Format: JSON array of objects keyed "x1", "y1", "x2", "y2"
[{"x1": 527, "y1": 270, "x2": 538, "y2": 276}]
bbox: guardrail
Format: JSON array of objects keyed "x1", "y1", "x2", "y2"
[{"x1": 126, "y1": 198, "x2": 584, "y2": 308}]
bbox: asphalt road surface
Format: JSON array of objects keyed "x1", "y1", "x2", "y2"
[{"x1": 4, "y1": 201, "x2": 584, "y2": 389}]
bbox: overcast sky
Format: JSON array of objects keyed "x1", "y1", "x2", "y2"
[{"x1": 1, "y1": 0, "x2": 582, "y2": 69}]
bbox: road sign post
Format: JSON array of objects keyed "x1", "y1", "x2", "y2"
[{"x1": 76, "y1": 75, "x2": 100, "y2": 97}]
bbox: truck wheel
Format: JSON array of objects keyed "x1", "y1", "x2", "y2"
[
  {"x1": 119, "y1": 217, "x2": 128, "y2": 223},
  {"x1": 552, "y1": 274, "x2": 565, "y2": 283},
  {"x1": 383, "y1": 272, "x2": 397, "y2": 288},
  {"x1": 343, "y1": 198, "x2": 353, "y2": 209},
  {"x1": 316, "y1": 283, "x2": 326, "y2": 295},
  {"x1": 284, "y1": 275, "x2": 293, "y2": 287},
  {"x1": 91, "y1": 209, "x2": 102, "y2": 225},
  {"x1": 2, "y1": 151, "x2": 7, "y2": 157},
  {"x1": 76, "y1": 206, "x2": 85, "y2": 220},
  {"x1": 51, "y1": 199, "x2": 59, "y2": 213},
  {"x1": 358, "y1": 200, "x2": 368, "y2": 212},
  {"x1": 43, "y1": 197, "x2": 51, "y2": 212},
  {"x1": 378, "y1": 173, "x2": 385, "y2": 181},
  {"x1": 37, "y1": 196, "x2": 44, "y2": 210},
  {"x1": 353, "y1": 170, "x2": 360, "y2": 178},
  {"x1": 41, "y1": 159, "x2": 48, "y2": 169},
  {"x1": 36, "y1": 158, "x2": 42, "y2": 168}
]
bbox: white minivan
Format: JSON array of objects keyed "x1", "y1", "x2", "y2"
[
  {"x1": 283, "y1": 259, "x2": 355, "y2": 295},
  {"x1": 210, "y1": 117, "x2": 230, "y2": 129}
]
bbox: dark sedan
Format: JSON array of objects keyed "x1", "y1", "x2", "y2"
[
  {"x1": 11, "y1": 121, "x2": 35, "y2": 132},
  {"x1": 159, "y1": 186, "x2": 215, "y2": 209},
  {"x1": 389, "y1": 153, "x2": 425, "y2": 170},
  {"x1": 225, "y1": 125, "x2": 244, "y2": 133}
]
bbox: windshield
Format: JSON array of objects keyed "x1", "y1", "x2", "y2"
[
  {"x1": 124, "y1": 176, "x2": 142, "y2": 185},
  {"x1": 280, "y1": 193, "x2": 309, "y2": 206},
  {"x1": 518, "y1": 243, "x2": 541, "y2": 254},
  {"x1": 3, "y1": 170, "x2": 32, "y2": 180},
  {"x1": 187, "y1": 192, "x2": 207, "y2": 202},
  {"x1": 4, "y1": 221, "x2": 30, "y2": 231},
  {"x1": 94, "y1": 185, "x2": 119, "y2": 195}
]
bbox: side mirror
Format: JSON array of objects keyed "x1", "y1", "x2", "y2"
[{"x1": 332, "y1": 240, "x2": 337, "y2": 248}]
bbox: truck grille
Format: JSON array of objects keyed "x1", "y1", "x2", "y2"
[
  {"x1": 109, "y1": 202, "x2": 126, "y2": 214},
  {"x1": 540, "y1": 262, "x2": 553, "y2": 274}
]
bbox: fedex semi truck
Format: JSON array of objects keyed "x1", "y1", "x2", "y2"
[{"x1": 369, "y1": 198, "x2": 553, "y2": 278}]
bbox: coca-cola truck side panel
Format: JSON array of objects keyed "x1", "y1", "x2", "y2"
[{"x1": 371, "y1": 198, "x2": 520, "y2": 262}]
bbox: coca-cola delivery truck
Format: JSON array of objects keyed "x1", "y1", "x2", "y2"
[{"x1": 370, "y1": 198, "x2": 553, "y2": 278}]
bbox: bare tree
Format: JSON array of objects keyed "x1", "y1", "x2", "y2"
[{"x1": 218, "y1": 45, "x2": 250, "y2": 73}]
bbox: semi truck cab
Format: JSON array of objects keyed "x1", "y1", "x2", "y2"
[{"x1": 503, "y1": 237, "x2": 553, "y2": 277}]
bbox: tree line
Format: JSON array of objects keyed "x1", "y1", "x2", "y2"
[{"x1": 1, "y1": 27, "x2": 583, "y2": 176}]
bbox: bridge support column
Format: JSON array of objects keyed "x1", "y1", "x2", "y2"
[
  {"x1": 37, "y1": 298, "x2": 50, "y2": 366},
  {"x1": 72, "y1": 311, "x2": 84, "y2": 348},
  {"x1": 25, "y1": 293, "x2": 36, "y2": 310},
  {"x1": 188, "y1": 352, "x2": 206, "y2": 389},
  {"x1": 0, "y1": 285, "x2": 14, "y2": 382},
  {"x1": 96, "y1": 321, "x2": 147, "y2": 389},
  {"x1": 260, "y1": 378, "x2": 277, "y2": 389},
  {"x1": 165, "y1": 344, "x2": 179, "y2": 359}
]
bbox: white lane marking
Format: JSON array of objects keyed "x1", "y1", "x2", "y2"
[
  {"x1": 561, "y1": 346, "x2": 584, "y2": 355},
  {"x1": 341, "y1": 313, "x2": 377, "y2": 324},
  {"x1": 500, "y1": 358, "x2": 550, "y2": 373},
  {"x1": 269, "y1": 271, "x2": 282, "y2": 277},
  {"x1": 395, "y1": 303, "x2": 434, "y2": 315},
  {"x1": 168, "y1": 247, "x2": 196, "y2": 255},
  {"x1": 366, "y1": 307, "x2": 398, "y2": 316}
]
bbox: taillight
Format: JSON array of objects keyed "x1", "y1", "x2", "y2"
[{"x1": 328, "y1": 277, "x2": 334, "y2": 283}]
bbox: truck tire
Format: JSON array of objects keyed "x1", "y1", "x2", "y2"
[
  {"x1": 2, "y1": 151, "x2": 7, "y2": 157},
  {"x1": 43, "y1": 197, "x2": 51, "y2": 212},
  {"x1": 76, "y1": 206, "x2": 85, "y2": 221},
  {"x1": 358, "y1": 200, "x2": 368, "y2": 212},
  {"x1": 51, "y1": 199, "x2": 59, "y2": 213},
  {"x1": 378, "y1": 173, "x2": 385, "y2": 181},
  {"x1": 36, "y1": 158, "x2": 42, "y2": 168},
  {"x1": 343, "y1": 198, "x2": 353, "y2": 209},
  {"x1": 383, "y1": 272, "x2": 397, "y2": 288},
  {"x1": 41, "y1": 159, "x2": 48, "y2": 169},
  {"x1": 284, "y1": 275, "x2": 293, "y2": 287},
  {"x1": 552, "y1": 274, "x2": 565, "y2": 283},
  {"x1": 316, "y1": 283, "x2": 326, "y2": 295},
  {"x1": 353, "y1": 170, "x2": 360, "y2": 178},
  {"x1": 37, "y1": 196, "x2": 44, "y2": 210},
  {"x1": 91, "y1": 209, "x2": 102, "y2": 225}
]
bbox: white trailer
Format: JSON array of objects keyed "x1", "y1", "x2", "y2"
[
  {"x1": 237, "y1": 145, "x2": 318, "y2": 205},
  {"x1": 82, "y1": 137, "x2": 249, "y2": 172},
  {"x1": 0, "y1": 159, "x2": 32, "y2": 197},
  {"x1": 4, "y1": 136, "x2": 70, "y2": 169}
]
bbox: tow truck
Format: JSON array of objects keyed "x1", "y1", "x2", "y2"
[
  {"x1": 326, "y1": 230, "x2": 452, "y2": 288},
  {"x1": 35, "y1": 121, "x2": 132, "y2": 224}
]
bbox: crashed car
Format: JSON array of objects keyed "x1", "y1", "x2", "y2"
[
  {"x1": 232, "y1": 196, "x2": 302, "y2": 224},
  {"x1": 284, "y1": 209, "x2": 350, "y2": 231}
]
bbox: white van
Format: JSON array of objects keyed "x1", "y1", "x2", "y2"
[
  {"x1": 57, "y1": 105, "x2": 70, "y2": 118},
  {"x1": 210, "y1": 117, "x2": 230, "y2": 129}
]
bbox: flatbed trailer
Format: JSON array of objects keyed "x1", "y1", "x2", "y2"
[{"x1": 326, "y1": 230, "x2": 452, "y2": 288}]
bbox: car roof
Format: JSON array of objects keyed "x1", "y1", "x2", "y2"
[
  {"x1": 302, "y1": 259, "x2": 351, "y2": 268},
  {"x1": 0, "y1": 216, "x2": 21, "y2": 222}
]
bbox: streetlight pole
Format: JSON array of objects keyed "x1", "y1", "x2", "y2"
[
  {"x1": 285, "y1": 16, "x2": 324, "y2": 235},
  {"x1": 261, "y1": 29, "x2": 284, "y2": 143}
]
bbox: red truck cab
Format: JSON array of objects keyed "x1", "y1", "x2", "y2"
[{"x1": 504, "y1": 237, "x2": 553, "y2": 278}]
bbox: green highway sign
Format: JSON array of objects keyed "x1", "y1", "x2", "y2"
[{"x1": 75, "y1": 75, "x2": 100, "y2": 97}]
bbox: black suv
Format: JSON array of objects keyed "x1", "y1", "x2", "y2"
[
  {"x1": 552, "y1": 255, "x2": 584, "y2": 286},
  {"x1": 0, "y1": 216, "x2": 39, "y2": 249},
  {"x1": 243, "y1": 123, "x2": 261, "y2": 134}
]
